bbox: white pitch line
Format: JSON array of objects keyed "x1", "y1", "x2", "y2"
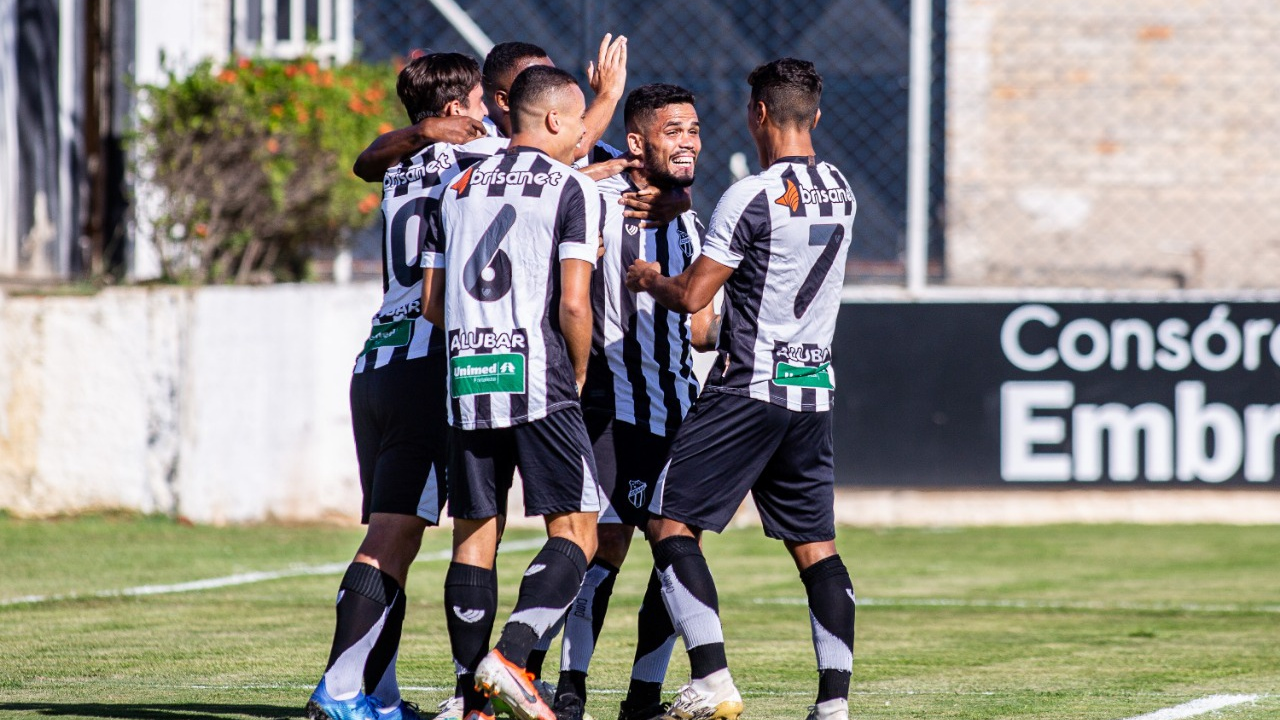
[
  {"x1": 1119, "y1": 694, "x2": 1259, "y2": 720},
  {"x1": 753, "y1": 597, "x2": 1280, "y2": 614},
  {"x1": 0, "y1": 538, "x2": 546, "y2": 607}
]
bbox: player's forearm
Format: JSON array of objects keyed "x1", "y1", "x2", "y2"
[
  {"x1": 690, "y1": 308, "x2": 721, "y2": 352},
  {"x1": 352, "y1": 124, "x2": 433, "y2": 181},
  {"x1": 559, "y1": 300, "x2": 593, "y2": 391},
  {"x1": 649, "y1": 272, "x2": 706, "y2": 315},
  {"x1": 422, "y1": 268, "x2": 445, "y2": 327}
]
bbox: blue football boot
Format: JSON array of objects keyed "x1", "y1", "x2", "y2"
[{"x1": 306, "y1": 678, "x2": 377, "y2": 720}]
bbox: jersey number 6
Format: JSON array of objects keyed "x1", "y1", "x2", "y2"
[{"x1": 464, "y1": 204, "x2": 517, "y2": 301}]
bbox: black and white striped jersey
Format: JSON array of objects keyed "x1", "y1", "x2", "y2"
[
  {"x1": 584, "y1": 173, "x2": 702, "y2": 437},
  {"x1": 354, "y1": 136, "x2": 509, "y2": 373},
  {"x1": 699, "y1": 156, "x2": 856, "y2": 412},
  {"x1": 423, "y1": 146, "x2": 603, "y2": 430}
]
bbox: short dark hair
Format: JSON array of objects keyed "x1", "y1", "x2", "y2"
[
  {"x1": 624, "y1": 83, "x2": 697, "y2": 133},
  {"x1": 747, "y1": 57, "x2": 822, "y2": 129},
  {"x1": 396, "y1": 52, "x2": 482, "y2": 123},
  {"x1": 507, "y1": 65, "x2": 579, "y2": 133},
  {"x1": 482, "y1": 41, "x2": 550, "y2": 90}
]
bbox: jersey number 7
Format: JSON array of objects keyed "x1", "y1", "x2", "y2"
[{"x1": 794, "y1": 223, "x2": 846, "y2": 319}]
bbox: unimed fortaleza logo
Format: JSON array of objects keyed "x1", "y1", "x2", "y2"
[
  {"x1": 449, "y1": 328, "x2": 528, "y2": 398},
  {"x1": 998, "y1": 303, "x2": 1280, "y2": 484}
]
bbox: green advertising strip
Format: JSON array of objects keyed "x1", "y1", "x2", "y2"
[
  {"x1": 361, "y1": 319, "x2": 413, "y2": 356},
  {"x1": 774, "y1": 361, "x2": 833, "y2": 389},
  {"x1": 451, "y1": 353, "x2": 526, "y2": 397}
]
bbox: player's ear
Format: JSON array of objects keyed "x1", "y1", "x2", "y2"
[
  {"x1": 547, "y1": 108, "x2": 561, "y2": 134},
  {"x1": 494, "y1": 89, "x2": 511, "y2": 113},
  {"x1": 812, "y1": 107, "x2": 822, "y2": 130},
  {"x1": 751, "y1": 100, "x2": 768, "y2": 128},
  {"x1": 626, "y1": 131, "x2": 644, "y2": 157},
  {"x1": 442, "y1": 99, "x2": 463, "y2": 117}
]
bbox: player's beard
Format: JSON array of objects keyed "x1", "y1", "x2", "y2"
[{"x1": 643, "y1": 154, "x2": 696, "y2": 189}]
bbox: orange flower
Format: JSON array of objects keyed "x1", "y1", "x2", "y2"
[
  {"x1": 270, "y1": 105, "x2": 285, "y2": 117},
  {"x1": 378, "y1": 122, "x2": 394, "y2": 134},
  {"x1": 319, "y1": 70, "x2": 334, "y2": 87},
  {"x1": 296, "y1": 107, "x2": 310, "y2": 124},
  {"x1": 217, "y1": 69, "x2": 237, "y2": 83},
  {"x1": 238, "y1": 57, "x2": 251, "y2": 69},
  {"x1": 348, "y1": 96, "x2": 367, "y2": 114},
  {"x1": 363, "y1": 86, "x2": 385, "y2": 102},
  {"x1": 194, "y1": 223, "x2": 209, "y2": 238},
  {"x1": 284, "y1": 65, "x2": 299, "y2": 78},
  {"x1": 358, "y1": 192, "x2": 380, "y2": 214},
  {"x1": 304, "y1": 61, "x2": 319, "y2": 77},
  {"x1": 266, "y1": 137, "x2": 281, "y2": 154}
]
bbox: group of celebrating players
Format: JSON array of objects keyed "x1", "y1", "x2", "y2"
[{"x1": 304, "y1": 32, "x2": 858, "y2": 720}]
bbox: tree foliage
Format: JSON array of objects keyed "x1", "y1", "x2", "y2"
[{"x1": 135, "y1": 57, "x2": 401, "y2": 283}]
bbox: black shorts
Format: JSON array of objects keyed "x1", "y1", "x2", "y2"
[
  {"x1": 448, "y1": 407, "x2": 601, "y2": 519},
  {"x1": 584, "y1": 408, "x2": 674, "y2": 528},
  {"x1": 350, "y1": 354, "x2": 449, "y2": 525},
  {"x1": 650, "y1": 391, "x2": 835, "y2": 543}
]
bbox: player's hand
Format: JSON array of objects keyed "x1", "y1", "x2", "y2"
[
  {"x1": 418, "y1": 115, "x2": 486, "y2": 145},
  {"x1": 622, "y1": 186, "x2": 691, "y2": 226},
  {"x1": 625, "y1": 259, "x2": 661, "y2": 293},
  {"x1": 587, "y1": 33, "x2": 627, "y2": 100},
  {"x1": 578, "y1": 154, "x2": 642, "y2": 181}
]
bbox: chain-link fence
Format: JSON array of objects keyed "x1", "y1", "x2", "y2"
[
  {"x1": 353, "y1": 0, "x2": 941, "y2": 286},
  {"x1": 352, "y1": 0, "x2": 1279, "y2": 291}
]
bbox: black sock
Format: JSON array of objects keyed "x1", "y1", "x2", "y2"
[
  {"x1": 494, "y1": 537, "x2": 588, "y2": 666},
  {"x1": 626, "y1": 567, "x2": 677, "y2": 707},
  {"x1": 800, "y1": 555, "x2": 856, "y2": 703},
  {"x1": 364, "y1": 588, "x2": 406, "y2": 702},
  {"x1": 322, "y1": 562, "x2": 401, "y2": 698},
  {"x1": 652, "y1": 536, "x2": 726, "y2": 680},
  {"x1": 555, "y1": 670, "x2": 587, "y2": 705},
  {"x1": 526, "y1": 648, "x2": 548, "y2": 680},
  {"x1": 445, "y1": 562, "x2": 497, "y2": 709},
  {"x1": 626, "y1": 680, "x2": 664, "y2": 710}
]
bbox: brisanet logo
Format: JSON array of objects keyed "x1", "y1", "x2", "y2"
[{"x1": 999, "y1": 303, "x2": 1280, "y2": 484}]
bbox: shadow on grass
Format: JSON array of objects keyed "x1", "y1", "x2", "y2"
[{"x1": 0, "y1": 703, "x2": 300, "y2": 719}]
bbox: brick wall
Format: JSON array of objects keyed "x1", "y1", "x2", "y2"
[{"x1": 946, "y1": 0, "x2": 1280, "y2": 289}]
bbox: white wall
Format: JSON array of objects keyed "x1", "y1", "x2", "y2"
[{"x1": 0, "y1": 282, "x2": 377, "y2": 523}]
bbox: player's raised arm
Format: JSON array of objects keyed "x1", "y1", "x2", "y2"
[
  {"x1": 581, "y1": 33, "x2": 627, "y2": 158},
  {"x1": 627, "y1": 254, "x2": 732, "y2": 315}
]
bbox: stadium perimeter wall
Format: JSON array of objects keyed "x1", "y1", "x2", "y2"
[{"x1": 2, "y1": 284, "x2": 1279, "y2": 526}]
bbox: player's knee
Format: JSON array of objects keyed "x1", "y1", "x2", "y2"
[
  {"x1": 596, "y1": 523, "x2": 634, "y2": 565},
  {"x1": 647, "y1": 515, "x2": 694, "y2": 543}
]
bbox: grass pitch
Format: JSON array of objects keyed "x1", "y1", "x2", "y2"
[{"x1": 1, "y1": 513, "x2": 1277, "y2": 719}]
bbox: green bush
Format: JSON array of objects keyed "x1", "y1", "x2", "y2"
[{"x1": 135, "y1": 56, "x2": 402, "y2": 283}]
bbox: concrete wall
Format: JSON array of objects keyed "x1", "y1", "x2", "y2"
[
  {"x1": 4, "y1": 284, "x2": 1279, "y2": 526},
  {"x1": 0, "y1": 282, "x2": 377, "y2": 523},
  {"x1": 946, "y1": 0, "x2": 1280, "y2": 289}
]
